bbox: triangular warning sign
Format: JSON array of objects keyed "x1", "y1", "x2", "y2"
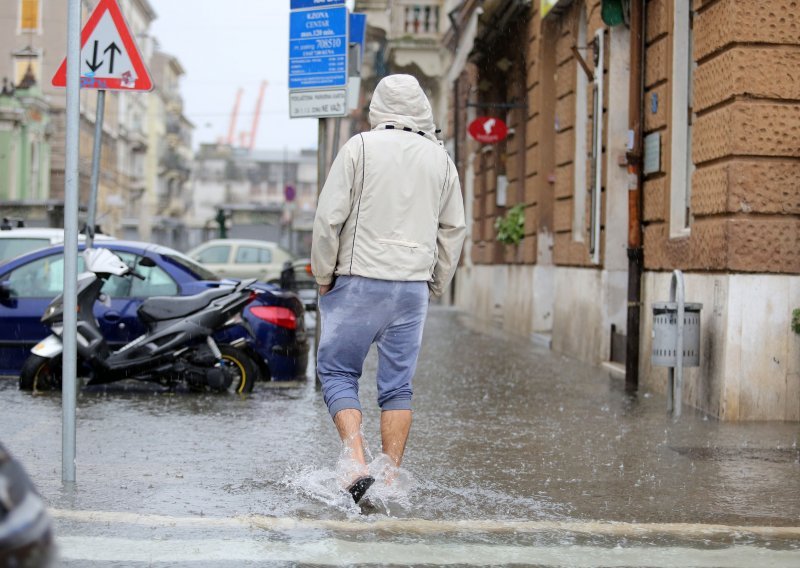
[{"x1": 52, "y1": 0, "x2": 153, "y2": 91}]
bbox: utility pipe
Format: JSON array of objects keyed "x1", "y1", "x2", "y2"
[{"x1": 625, "y1": 0, "x2": 645, "y2": 392}]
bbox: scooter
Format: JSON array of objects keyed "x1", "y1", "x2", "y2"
[{"x1": 19, "y1": 247, "x2": 259, "y2": 394}]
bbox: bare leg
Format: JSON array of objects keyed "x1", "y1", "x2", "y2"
[
  {"x1": 380, "y1": 410, "x2": 412, "y2": 467},
  {"x1": 333, "y1": 409, "x2": 368, "y2": 476}
]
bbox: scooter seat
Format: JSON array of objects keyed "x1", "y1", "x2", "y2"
[{"x1": 138, "y1": 287, "x2": 234, "y2": 323}]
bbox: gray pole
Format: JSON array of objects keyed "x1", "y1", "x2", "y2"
[
  {"x1": 313, "y1": 118, "x2": 328, "y2": 374},
  {"x1": 86, "y1": 90, "x2": 106, "y2": 248},
  {"x1": 62, "y1": 0, "x2": 81, "y2": 483}
]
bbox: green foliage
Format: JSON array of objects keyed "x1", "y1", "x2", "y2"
[
  {"x1": 494, "y1": 204, "x2": 525, "y2": 246},
  {"x1": 792, "y1": 308, "x2": 800, "y2": 335}
]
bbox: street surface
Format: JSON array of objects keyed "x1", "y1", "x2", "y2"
[{"x1": 1, "y1": 307, "x2": 799, "y2": 566}]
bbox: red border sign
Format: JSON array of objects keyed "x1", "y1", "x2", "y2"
[
  {"x1": 468, "y1": 116, "x2": 509, "y2": 144},
  {"x1": 52, "y1": 0, "x2": 153, "y2": 91}
]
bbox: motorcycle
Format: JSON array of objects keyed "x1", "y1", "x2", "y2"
[{"x1": 19, "y1": 247, "x2": 259, "y2": 394}]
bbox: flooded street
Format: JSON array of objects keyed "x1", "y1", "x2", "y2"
[{"x1": 1, "y1": 307, "x2": 799, "y2": 566}]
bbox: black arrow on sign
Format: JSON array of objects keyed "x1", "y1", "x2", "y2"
[
  {"x1": 104, "y1": 42, "x2": 122, "y2": 74},
  {"x1": 85, "y1": 40, "x2": 103, "y2": 72}
]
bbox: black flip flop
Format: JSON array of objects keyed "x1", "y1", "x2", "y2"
[{"x1": 347, "y1": 475, "x2": 375, "y2": 504}]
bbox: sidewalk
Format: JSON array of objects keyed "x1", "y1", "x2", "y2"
[{"x1": 1, "y1": 306, "x2": 798, "y2": 565}]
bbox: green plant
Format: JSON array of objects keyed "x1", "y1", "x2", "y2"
[
  {"x1": 792, "y1": 308, "x2": 800, "y2": 335},
  {"x1": 494, "y1": 204, "x2": 525, "y2": 246}
]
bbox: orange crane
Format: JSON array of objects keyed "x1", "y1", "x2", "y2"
[
  {"x1": 247, "y1": 81, "x2": 268, "y2": 151},
  {"x1": 226, "y1": 87, "x2": 243, "y2": 145}
]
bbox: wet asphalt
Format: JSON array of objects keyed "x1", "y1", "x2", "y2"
[{"x1": 1, "y1": 306, "x2": 799, "y2": 566}]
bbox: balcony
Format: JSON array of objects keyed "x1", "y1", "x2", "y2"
[
  {"x1": 395, "y1": 3, "x2": 441, "y2": 38},
  {"x1": 385, "y1": 2, "x2": 446, "y2": 78}
]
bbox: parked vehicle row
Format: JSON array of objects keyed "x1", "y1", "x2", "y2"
[
  {"x1": 0, "y1": 240, "x2": 309, "y2": 386},
  {"x1": 21, "y1": 247, "x2": 261, "y2": 393}
]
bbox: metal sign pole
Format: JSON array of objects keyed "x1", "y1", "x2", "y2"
[
  {"x1": 86, "y1": 90, "x2": 106, "y2": 248},
  {"x1": 62, "y1": 0, "x2": 82, "y2": 484},
  {"x1": 313, "y1": 118, "x2": 328, "y2": 374}
]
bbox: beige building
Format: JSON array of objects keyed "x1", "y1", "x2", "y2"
[
  {"x1": 129, "y1": 49, "x2": 193, "y2": 250},
  {"x1": 352, "y1": 0, "x2": 800, "y2": 421},
  {"x1": 0, "y1": 0, "x2": 168, "y2": 238}
]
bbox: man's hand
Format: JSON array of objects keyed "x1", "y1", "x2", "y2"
[{"x1": 319, "y1": 283, "x2": 332, "y2": 296}]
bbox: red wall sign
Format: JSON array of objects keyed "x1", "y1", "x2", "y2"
[{"x1": 468, "y1": 116, "x2": 509, "y2": 144}]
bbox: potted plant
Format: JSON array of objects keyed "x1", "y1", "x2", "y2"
[{"x1": 495, "y1": 205, "x2": 525, "y2": 263}]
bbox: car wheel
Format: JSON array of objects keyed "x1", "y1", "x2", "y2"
[
  {"x1": 19, "y1": 355, "x2": 63, "y2": 392},
  {"x1": 216, "y1": 346, "x2": 257, "y2": 394}
]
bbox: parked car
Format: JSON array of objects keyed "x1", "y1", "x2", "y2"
[
  {"x1": 0, "y1": 241, "x2": 309, "y2": 382},
  {"x1": 0, "y1": 441, "x2": 54, "y2": 566},
  {"x1": 271, "y1": 258, "x2": 317, "y2": 311},
  {"x1": 0, "y1": 227, "x2": 114, "y2": 263},
  {"x1": 186, "y1": 239, "x2": 294, "y2": 282}
]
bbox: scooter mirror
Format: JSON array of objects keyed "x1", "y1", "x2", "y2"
[
  {"x1": 0, "y1": 280, "x2": 12, "y2": 300},
  {"x1": 83, "y1": 248, "x2": 130, "y2": 276}
]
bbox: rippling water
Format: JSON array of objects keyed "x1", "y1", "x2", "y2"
[{"x1": 1, "y1": 308, "x2": 799, "y2": 564}]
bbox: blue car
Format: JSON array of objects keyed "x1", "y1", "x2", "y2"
[{"x1": 0, "y1": 241, "x2": 309, "y2": 382}]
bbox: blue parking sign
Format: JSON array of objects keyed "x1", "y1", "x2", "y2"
[
  {"x1": 290, "y1": 0, "x2": 344, "y2": 9},
  {"x1": 289, "y1": 6, "x2": 349, "y2": 90}
]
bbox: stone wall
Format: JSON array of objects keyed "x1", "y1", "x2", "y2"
[{"x1": 642, "y1": 0, "x2": 800, "y2": 274}]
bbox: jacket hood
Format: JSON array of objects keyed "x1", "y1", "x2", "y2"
[{"x1": 369, "y1": 74, "x2": 436, "y2": 138}]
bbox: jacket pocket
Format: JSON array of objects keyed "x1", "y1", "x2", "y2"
[{"x1": 377, "y1": 238, "x2": 420, "y2": 248}]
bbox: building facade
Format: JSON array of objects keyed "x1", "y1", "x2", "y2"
[
  {"x1": 353, "y1": 0, "x2": 799, "y2": 421},
  {"x1": 125, "y1": 49, "x2": 194, "y2": 250},
  {"x1": 0, "y1": 71, "x2": 51, "y2": 217},
  {"x1": 189, "y1": 144, "x2": 318, "y2": 255},
  {"x1": 0, "y1": 0, "x2": 196, "y2": 243}
]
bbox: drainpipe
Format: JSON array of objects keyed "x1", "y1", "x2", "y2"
[{"x1": 625, "y1": 0, "x2": 645, "y2": 392}]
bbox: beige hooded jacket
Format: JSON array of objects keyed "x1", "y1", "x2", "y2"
[{"x1": 311, "y1": 74, "x2": 466, "y2": 297}]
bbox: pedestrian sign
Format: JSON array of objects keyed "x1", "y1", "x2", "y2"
[{"x1": 52, "y1": 0, "x2": 153, "y2": 91}]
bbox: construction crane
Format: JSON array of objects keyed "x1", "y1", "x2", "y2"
[
  {"x1": 226, "y1": 87, "x2": 243, "y2": 145},
  {"x1": 247, "y1": 81, "x2": 268, "y2": 151}
]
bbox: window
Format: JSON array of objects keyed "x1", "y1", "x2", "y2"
[
  {"x1": 19, "y1": 0, "x2": 41, "y2": 32},
  {"x1": 589, "y1": 28, "x2": 605, "y2": 264},
  {"x1": 573, "y1": 5, "x2": 589, "y2": 243},
  {"x1": 5, "y1": 253, "x2": 129, "y2": 298},
  {"x1": 128, "y1": 257, "x2": 178, "y2": 297},
  {"x1": 163, "y1": 253, "x2": 219, "y2": 281},
  {"x1": 236, "y1": 246, "x2": 272, "y2": 264},
  {"x1": 669, "y1": 0, "x2": 695, "y2": 237},
  {"x1": 194, "y1": 245, "x2": 230, "y2": 264},
  {"x1": 0, "y1": 238, "x2": 50, "y2": 262},
  {"x1": 14, "y1": 57, "x2": 40, "y2": 86}
]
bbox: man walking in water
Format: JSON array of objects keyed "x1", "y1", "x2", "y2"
[{"x1": 311, "y1": 74, "x2": 466, "y2": 504}]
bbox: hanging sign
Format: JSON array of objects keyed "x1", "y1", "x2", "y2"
[
  {"x1": 468, "y1": 116, "x2": 509, "y2": 144},
  {"x1": 52, "y1": 0, "x2": 153, "y2": 91}
]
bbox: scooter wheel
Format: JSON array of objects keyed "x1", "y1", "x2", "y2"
[
  {"x1": 19, "y1": 355, "x2": 63, "y2": 392},
  {"x1": 216, "y1": 346, "x2": 257, "y2": 394}
]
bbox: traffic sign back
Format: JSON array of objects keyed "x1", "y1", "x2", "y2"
[{"x1": 52, "y1": 0, "x2": 153, "y2": 91}]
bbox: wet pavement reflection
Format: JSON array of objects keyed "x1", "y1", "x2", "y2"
[{"x1": 1, "y1": 307, "x2": 798, "y2": 565}]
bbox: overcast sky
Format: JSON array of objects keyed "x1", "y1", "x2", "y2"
[{"x1": 150, "y1": 0, "x2": 350, "y2": 151}]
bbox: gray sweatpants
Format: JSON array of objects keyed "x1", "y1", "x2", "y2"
[{"x1": 316, "y1": 275, "x2": 429, "y2": 417}]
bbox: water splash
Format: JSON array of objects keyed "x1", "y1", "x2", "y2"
[{"x1": 281, "y1": 443, "x2": 416, "y2": 517}]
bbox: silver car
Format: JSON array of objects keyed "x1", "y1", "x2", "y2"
[{"x1": 186, "y1": 239, "x2": 294, "y2": 282}]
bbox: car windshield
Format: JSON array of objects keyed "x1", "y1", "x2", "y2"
[
  {"x1": 0, "y1": 238, "x2": 51, "y2": 262},
  {"x1": 163, "y1": 251, "x2": 220, "y2": 281}
]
